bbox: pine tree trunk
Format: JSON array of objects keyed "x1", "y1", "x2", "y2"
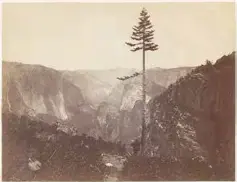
[{"x1": 140, "y1": 40, "x2": 146, "y2": 156}]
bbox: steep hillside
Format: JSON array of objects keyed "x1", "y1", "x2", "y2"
[
  {"x1": 146, "y1": 67, "x2": 193, "y2": 88},
  {"x1": 147, "y1": 52, "x2": 235, "y2": 180}
]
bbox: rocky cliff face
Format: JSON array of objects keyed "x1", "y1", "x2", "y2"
[
  {"x1": 2, "y1": 61, "x2": 93, "y2": 125},
  {"x1": 146, "y1": 67, "x2": 193, "y2": 88},
  {"x1": 91, "y1": 76, "x2": 165, "y2": 143},
  {"x1": 147, "y1": 52, "x2": 235, "y2": 179},
  {"x1": 106, "y1": 75, "x2": 165, "y2": 111}
]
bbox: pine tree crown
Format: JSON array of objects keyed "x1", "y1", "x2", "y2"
[{"x1": 126, "y1": 7, "x2": 158, "y2": 52}]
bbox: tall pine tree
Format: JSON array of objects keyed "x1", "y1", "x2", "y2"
[{"x1": 126, "y1": 7, "x2": 158, "y2": 155}]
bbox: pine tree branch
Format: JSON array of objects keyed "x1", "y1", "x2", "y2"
[
  {"x1": 145, "y1": 44, "x2": 158, "y2": 51},
  {"x1": 145, "y1": 44, "x2": 158, "y2": 49},
  {"x1": 140, "y1": 11, "x2": 147, "y2": 16},
  {"x1": 152, "y1": 45, "x2": 158, "y2": 49},
  {"x1": 125, "y1": 42, "x2": 137, "y2": 47},
  {"x1": 144, "y1": 34, "x2": 154, "y2": 41},
  {"x1": 132, "y1": 26, "x2": 142, "y2": 32},
  {"x1": 131, "y1": 36, "x2": 143, "y2": 41},
  {"x1": 131, "y1": 46, "x2": 143, "y2": 52},
  {"x1": 145, "y1": 42, "x2": 156, "y2": 47},
  {"x1": 143, "y1": 31, "x2": 155, "y2": 40},
  {"x1": 132, "y1": 31, "x2": 143, "y2": 38},
  {"x1": 117, "y1": 77, "x2": 125, "y2": 81},
  {"x1": 138, "y1": 21, "x2": 152, "y2": 30},
  {"x1": 141, "y1": 8, "x2": 148, "y2": 16},
  {"x1": 126, "y1": 41, "x2": 143, "y2": 48},
  {"x1": 138, "y1": 21, "x2": 145, "y2": 27},
  {"x1": 138, "y1": 19, "x2": 151, "y2": 28},
  {"x1": 145, "y1": 37, "x2": 153, "y2": 42},
  {"x1": 145, "y1": 30, "x2": 155, "y2": 34},
  {"x1": 132, "y1": 26, "x2": 139, "y2": 32},
  {"x1": 143, "y1": 31, "x2": 155, "y2": 39},
  {"x1": 139, "y1": 15, "x2": 150, "y2": 22},
  {"x1": 144, "y1": 20, "x2": 152, "y2": 26},
  {"x1": 146, "y1": 25, "x2": 153, "y2": 29},
  {"x1": 116, "y1": 72, "x2": 141, "y2": 81}
]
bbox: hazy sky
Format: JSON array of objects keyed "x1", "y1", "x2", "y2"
[{"x1": 2, "y1": 2, "x2": 235, "y2": 70}]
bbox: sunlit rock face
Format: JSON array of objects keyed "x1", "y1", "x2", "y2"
[
  {"x1": 2, "y1": 61, "x2": 86, "y2": 121},
  {"x1": 147, "y1": 53, "x2": 235, "y2": 178},
  {"x1": 90, "y1": 74, "x2": 166, "y2": 143}
]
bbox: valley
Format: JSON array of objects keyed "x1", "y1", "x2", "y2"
[{"x1": 2, "y1": 52, "x2": 235, "y2": 180}]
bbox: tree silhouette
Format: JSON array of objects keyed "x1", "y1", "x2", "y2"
[
  {"x1": 125, "y1": 7, "x2": 158, "y2": 155},
  {"x1": 116, "y1": 72, "x2": 141, "y2": 81}
]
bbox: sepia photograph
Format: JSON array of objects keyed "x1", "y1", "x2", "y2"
[{"x1": 1, "y1": 1, "x2": 235, "y2": 181}]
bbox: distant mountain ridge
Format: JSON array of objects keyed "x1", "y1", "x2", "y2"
[
  {"x1": 62, "y1": 70, "x2": 113, "y2": 108},
  {"x1": 2, "y1": 60, "x2": 193, "y2": 143}
]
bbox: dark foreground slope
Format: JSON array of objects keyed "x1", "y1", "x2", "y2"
[
  {"x1": 146, "y1": 52, "x2": 235, "y2": 180},
  {"x1": 2, "y1": 112, "x2": 126, "y2": 181},
  {"x1": 2, "y1": 112, "x2": 214, "y2": 181}
]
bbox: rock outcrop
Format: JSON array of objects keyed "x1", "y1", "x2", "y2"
[{"x1": 2, "y1": 61, "x2": 95, "y2": 132}]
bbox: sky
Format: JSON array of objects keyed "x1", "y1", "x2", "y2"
[{"x1": 2, "y1": 2, "x2": 236, "y2": 70}]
